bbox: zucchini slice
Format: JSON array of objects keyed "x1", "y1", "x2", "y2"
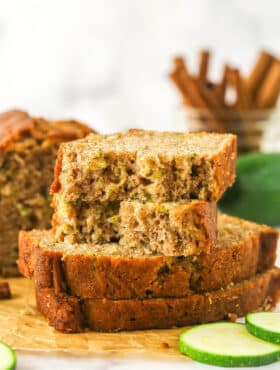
[
  {"x1": 246, "y1": 312, "x2": 280, "y2": 344},
  {"x1": 179, "y1": 322, "x2": 280, "y2": 367},
  {"x1": 0, "y1": 342, "x2": 16, "y2": 370}
]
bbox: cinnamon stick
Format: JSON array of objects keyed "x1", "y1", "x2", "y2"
[
  {"x1": 170, "y1": 57, "x2": 208, "y2": 108},
  {"x1": 226, "y1": 68, "x2": 248, "y2": 109},
  {"x1": 177, "y1": 63, "x2": 225, "y2": 130},
  {"x1": 246, "y1": 51, "x2": 275, "y2": 105},
  {"x1": 169, "y1": 58, "x2": 193, "y2": 106},
  {"x1": 198, "y1": 50, "x2": 210, "y2": 81},
  {"x1": 169, "y1": 56, "x2": 225, "y2": 130},
  {"x1": 169, "y1": 69, "x2": 193, "y2": 107},
  {"x1": 169, "y1": 49, "x2": 280, "y2": 136},
  {"x1": 256, "y1": 60, "x2": 280, "y2": 108},
  {"x1": 216, "y1": 65, "x2": 233, "y2": 108},
  {"x1": 197, "y1": 80, "x2": 223, "y2": 110},
  {"x1": 218, "y1": 65, "x2": 228, "y2": 105}
]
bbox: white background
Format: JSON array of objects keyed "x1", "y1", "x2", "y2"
[
  {"x1": 0, "y1": 0, "x2": 279, "y2": 133},
  {"x1": 1, "y1": 1, "x2": 279, "y2": 368}
]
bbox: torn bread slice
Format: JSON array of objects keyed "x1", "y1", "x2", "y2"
[
  {"x1": 18, "y1": 214, "x2": 278, "y2": 300},
  {"x1": 52, "y1": 198, "x2": 217, "y2": 255},
  {"x1": 51, "y1": 130, "x2": 237, "y2": 203},
  {"x1": 34, "y1": 268, "x2": 280, "y2": 332}
]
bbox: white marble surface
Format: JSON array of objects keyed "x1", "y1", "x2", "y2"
[{"x1": 15, "y1": 354, "x2": 280, "y2": 370}]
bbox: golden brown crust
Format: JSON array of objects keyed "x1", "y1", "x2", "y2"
[
  {"x1": 212, "y1": 135, "x2": 237, "y2": 199},
  {"x1": 0, "y1": 110, "x2": 35, "y2": 149},
  {"x1": 18, "y1": 216, "x2": 278, "y2": 299},
  {"x1": 34, "y1": 269, "x2": 280, "y2": 332},
  {"x1": 258, "y1": 227, "x2": 280, "y2": 271},
  {"x1": 50, "y1": 146, "x2": 63, "y2": 194},
  {"x1": 0, "y1": 110, "x2": 93, "y2": 150},
  {"x1": 194, "y1": 201, "x2": 217, "y2": 250},
  {"x1": 36, "y1": 288, "x2": 84, "y2": 333},
  {"x1": 45, "y1": 120, "x2": 92, "y2": 141},
  {"x1": 0, "y1": 110, "x2": 94, "y2": 277}
]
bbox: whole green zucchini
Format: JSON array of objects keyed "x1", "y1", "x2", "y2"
[{"x1": 219, "y1": 152, "x2": 280, "y2": 226}]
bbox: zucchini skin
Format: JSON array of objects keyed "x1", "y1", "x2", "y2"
[
  {"x1": 246, "y1": 313, "x2": 280, "y2": 345},
  {"x1": 219, "y1": 153, "x2": 280, "y2": 225},
  {"x1": 179, "y1": 323, "x2": 280, "y2": 367},
  {"x1": 179, "y1": 340, "x2": 280, "y2": 367},
  {"x1": 0, "y1": 342, "x2": 16, "y2": 370}
]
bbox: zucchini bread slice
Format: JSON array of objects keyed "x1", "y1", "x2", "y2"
[
  {"x1": 51, "y1": 130, "x2": 237, "y2": 203},
  {"x1": 18, "y1": 214, "x2": 278, "y2": 300},
  {"x1": 53, "y1": 198, "x2": 217, "y2": 255},
  {"x1": 119, "y1": 200, "x2": 217, "y2": 255},
  {"x1": 34, "y1": 268, "x2": 280, "y2": 332},
  {"x1": 0, "y1": 110, "x2": 93, "y2": 276}
]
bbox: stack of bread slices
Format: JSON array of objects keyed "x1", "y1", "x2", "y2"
[{"x1": 18, "y1": 130, "x2": 280, "y2": 332}]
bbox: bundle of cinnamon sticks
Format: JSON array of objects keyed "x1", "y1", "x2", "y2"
[{"x1": 169, "y1": 50, "x2": 280, "y2": 132}]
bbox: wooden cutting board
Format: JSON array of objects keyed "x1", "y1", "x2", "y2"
[{"x1": 0, "y1": 278, "x2": 188, "y2": 361}]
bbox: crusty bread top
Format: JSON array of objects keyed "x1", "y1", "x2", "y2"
[
  {"x1": 60, "y1": 129, "x2": 236, "y2": 156},
  {"x1": 0, "y1": 110, "x2": 93, "y2": 150},
  {"x1": 0, "y1": 110, "x2": 34, "y2": 148},
  {"x1": 26, "y1": 214, "x2": 278, "y2": 258},
  {"x1": 217, "y1": 214, "x2": 278, "y2": 248}
]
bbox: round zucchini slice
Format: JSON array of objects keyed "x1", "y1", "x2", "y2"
[
  {"x1": 246, "y1": 312, "x2": 280, "y2": 344},
  {"x1": 179, "y1": 322, "x2": 280, "y2": 367},
  {"x1": 0, "y1": 341, "x2": 16, "y2": 370}
]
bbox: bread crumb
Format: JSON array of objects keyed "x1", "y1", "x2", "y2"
[
  {"x1": 160, "y1": 342, "x2": 170, "y2": 349},
  {"x1": 262, "y1": 296, "x2": 273, "y2": 311},
  {"x1": 0, "y1": 281, "x2": 11, "y2": 299},
  {"x1": 226, "y1": 313, "x2": 238, "y2": 322},
  {"x1": 19, "y1": 304, "x2": 37, "y2": 316}
]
